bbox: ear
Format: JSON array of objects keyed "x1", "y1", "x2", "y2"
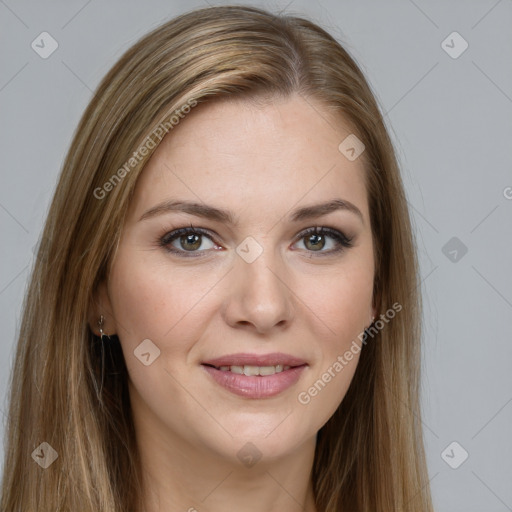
[{"x1": 88, "y1": 280, "x2": 117, "y2": 336}]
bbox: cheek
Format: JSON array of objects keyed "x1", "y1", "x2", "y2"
[
  {"x1": 299, "y1": 262, "x2": 374, "y2": 342},
  {"x1": 107, "y1": 252, "x2": 221, "y2": 418},
  {"x1": 294, "y1": 260, "x2": 372, "y2": 416},
  {"x1": 108, "y1": 249, "x2": 222, "y2": 352}
]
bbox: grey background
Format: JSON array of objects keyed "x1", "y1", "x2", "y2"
[{"x1": 1, "y1": 0, "x2": 511, "y2": 510}]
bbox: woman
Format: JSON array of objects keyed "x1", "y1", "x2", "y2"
[{"x1": 1, "y1": 5, "x2": 434, "y2": 512}]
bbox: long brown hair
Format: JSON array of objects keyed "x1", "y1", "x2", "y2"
[{"x1": 1, "y1": 5, "x2": 433, "y2": 511}]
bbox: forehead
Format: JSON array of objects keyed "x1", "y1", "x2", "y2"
[{"x1": 128, "y1": 94, "x2": 370, "y2": 224}]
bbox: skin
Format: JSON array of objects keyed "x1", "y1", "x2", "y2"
[{"x1": 91, "y1": 93, "x2": 376, "y2": 512}]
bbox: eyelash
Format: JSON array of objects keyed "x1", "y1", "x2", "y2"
[{"x1": 158, "y1": 224, "x2": 354, "y2": 258}]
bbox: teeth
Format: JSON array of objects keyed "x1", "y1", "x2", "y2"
[
  {"x1": 218, "y1": 364, "x2": 292, "y2": 375},
  {"x1": 243, "y1": 365, "x2": 260, "y2": 376},
  {"x1": 258, "y1": 366, "x2": 276, "y2": 376}
]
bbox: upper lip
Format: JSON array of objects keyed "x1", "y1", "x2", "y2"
[{"x1": 202, "y1": 352, "x2": 307, "y2": 368}]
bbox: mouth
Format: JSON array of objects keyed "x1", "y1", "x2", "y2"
[{"x1": 201, "y1": 352, "x2": 308, "y2": 399}]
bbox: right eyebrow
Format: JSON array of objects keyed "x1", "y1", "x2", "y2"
[{"x1": 139, "y1": 200, "x2": 236, "y2": 224}]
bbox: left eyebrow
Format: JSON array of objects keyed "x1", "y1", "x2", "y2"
[
  {"x1": 290, "y1": 199, "x2": 364, "y2": 224},
  {"x1": 138, "y1": 198, "x2": 364, "y2": 225}
]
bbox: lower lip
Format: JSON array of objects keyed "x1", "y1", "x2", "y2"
[{"x1": 201, "y1": 364, "x2": 307, "y2": 399}]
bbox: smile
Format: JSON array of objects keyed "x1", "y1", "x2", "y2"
[{"x1": 201, "y1": 356, "x2": 308, "y2": 399}]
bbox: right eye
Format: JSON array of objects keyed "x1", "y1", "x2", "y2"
[{"x1": 159, "y1": 226, "x2": 220, "y2": 257}]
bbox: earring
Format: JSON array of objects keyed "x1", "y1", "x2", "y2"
[{"x1": 98, "y1": 315, "x2": 109, "y2": 341}]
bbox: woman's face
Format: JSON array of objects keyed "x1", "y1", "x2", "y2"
[{"x1": 99, "y1": 94, "x2": 375, "y2": 464}]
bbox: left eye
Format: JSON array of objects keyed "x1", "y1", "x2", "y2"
[{"x1": 293, "y1": 227, "x2": 353, "y2": 254}]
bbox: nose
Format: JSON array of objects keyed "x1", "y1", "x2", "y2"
[{"x1": 222, "y1": 248, "x2": 294, "y2": 334}]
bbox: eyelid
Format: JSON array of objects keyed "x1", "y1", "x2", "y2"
[{"x1": 295, "y1": 225, "x2": 353, "y2": 243}]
